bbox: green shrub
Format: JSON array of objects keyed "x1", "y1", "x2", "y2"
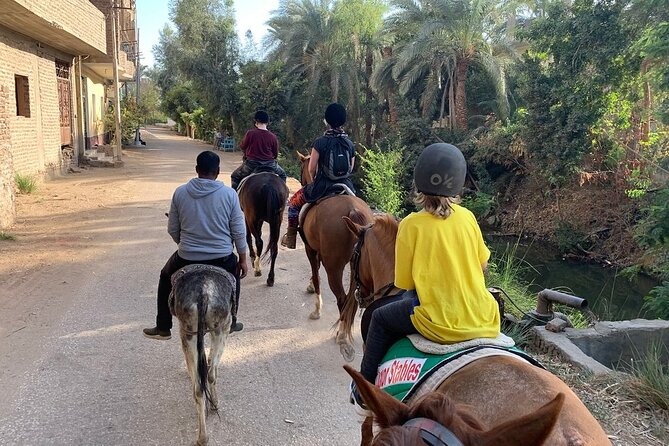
[
  {"x1": 360, "y1": 144, "x2": 404, "y2": 216},
  {"x1": 555, "y1": 220, "x2": 585, "y2": 253},
  {"x1": 0, "y1": 231, "x2": 16, "y2": 241},
  {"x1": 461, "y1": 192, "x2": 496, "y2": 220},
  {"x1": 15, "y1": 173, "x2": 37, "y2": 194},
  {"x1": 643, "y1": 281, "x2": 669, "y2": 320}
]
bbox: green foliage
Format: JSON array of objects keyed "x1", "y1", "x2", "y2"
[
  {"x1": 104, "y1": 95, "x2": 147, "y2": 144},
  {"x1": 0, "y1": 231, "x2": 16, "y2": 241},
  {"x1": 627, "y1": 342, "x2": 669, "y2": 410},
  {"x1": 635, "y1": 187, "x2": 669, "y2": 249},
  {"x1": 461, "y1": 192, "x2": 496, "y2": 220},
  {"x1": 486, "y1": 240, "x2": 538, "y2": 317},
  {"x1": 15, "y1": 173, "x2": 36, "y2": 194},
  {"x1": 554, "y1": 221, "x2": 585, "y2": 253},
  {"x1": 518, "y1": 0, "x2": 638, "y2": 184},
  {"x1": 643, "y1": 281, "x2": 669, "y2": 319},
  {"x1": 360, "y1": 143, "x2": 404, "y2": 216}
]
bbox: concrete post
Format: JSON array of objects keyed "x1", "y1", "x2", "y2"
[{"x1": 110, "y1": 0, "x2": 123, "y2": 161}]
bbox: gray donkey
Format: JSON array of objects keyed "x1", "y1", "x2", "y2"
[{"x1": 169, "y1": 264, "x2": 235, "y2": 446}]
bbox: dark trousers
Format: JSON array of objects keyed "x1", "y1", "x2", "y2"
[
  {"x1": 156, "y1": 251, "x2": 240, "y2": 331},
  {"x1": 360, "y1": 293, "x2": 419, "y2": 383},
  {"x1": 231, "y1": 160, "x2": 287, "y2": 189}
]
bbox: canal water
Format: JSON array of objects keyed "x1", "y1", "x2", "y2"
[{"x1": 486, "y1": 235, "x2": 660, "y2": 321}]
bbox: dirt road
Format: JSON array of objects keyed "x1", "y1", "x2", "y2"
[{"x1": 0, "y1": 127, "x2": 364, "y2": 445}]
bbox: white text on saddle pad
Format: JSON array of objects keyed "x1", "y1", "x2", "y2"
[{"x1": 376, "y1": 357, "x2": 426, "y2": 388}]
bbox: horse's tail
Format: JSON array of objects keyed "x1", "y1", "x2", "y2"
[
  {"x1": 340, "y1": 266, "x2": 359, "y2": 344},
  {"x1": 338, "y1": 207, "x2": 368, "y2": 342},
  {"x1": 196, "y1": 293, "x2": 214, "y2": 410},
  {"x1": 260, "y1": 182, "x2": 284, "y2": 263}
]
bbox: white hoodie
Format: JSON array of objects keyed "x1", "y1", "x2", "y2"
[{"x1": 167, "y1": 178, "x2": 247, "y2": 261}]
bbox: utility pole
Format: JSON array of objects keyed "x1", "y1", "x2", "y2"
[{"x1": 110, "y1": 0, "x2": 123, "y2": 161}]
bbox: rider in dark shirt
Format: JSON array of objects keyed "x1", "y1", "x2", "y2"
[{"x1": 230, "y1": 111, "x2": 287, "y2": 189}]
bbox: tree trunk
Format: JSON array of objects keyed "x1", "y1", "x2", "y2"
[
  {"x1": 641, "y1": 60, "x2": 652, "y2": 142},
  {"x1": 365, "y1": 48, "x2": 374, "y2": 148},
  {"x1": 454, "y1": 58, "x2": 470, "y2": 130},
  {"x1": 448, "y1": 74, "x2": 455, "y2": 131},
  {"x1": 383, "y1": 46, "x2": 399, "y2": 129},
  {"x1": 439, "y1": 74, "x2": 448, "y2": 128}
]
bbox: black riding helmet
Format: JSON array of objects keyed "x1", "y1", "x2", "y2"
[
  {"x1": 414, "y1": 143, "x2": 467, "y2": 197},
  {"x1": 324, "y1": 103, "x2": 346, "y2": 128},
  {"x1": 254, "y1": 110, "x2": 269, "y2": 124}
]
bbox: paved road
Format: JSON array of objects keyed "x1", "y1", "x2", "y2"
[{"x1": 0, "y1": 127, "x2": 364, "y2": 445}]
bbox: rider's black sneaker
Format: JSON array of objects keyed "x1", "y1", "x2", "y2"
[
  {"x1": 143, "y1": 326, "x2": 171, "y2": 340},
  {"x1": 230, "y1": 321, "x2": 244, "y2": 333}
]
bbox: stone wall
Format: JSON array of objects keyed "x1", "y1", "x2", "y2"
[{"x1": 0, "y1": 85, "x2": 16, "y2": 228}]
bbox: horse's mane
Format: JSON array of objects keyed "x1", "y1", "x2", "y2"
[{"x1": 370, "y1": 213, "x2": 400, "y2": 254}]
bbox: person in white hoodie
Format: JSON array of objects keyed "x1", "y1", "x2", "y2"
[{"x1": 143, "y1": 151, "x2": 249, "y2": 340}]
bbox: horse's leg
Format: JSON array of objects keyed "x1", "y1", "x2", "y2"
[
  {"x1": 326, "y1": 264, "x2": 355, "y2": 362},
  {"x1": 253, "y1": 220, "x2": 263, "y2": 277},
  {"x1": 206, "y1": 327, "x2": 227, "y2": 411},
  {"x1": 181, "y1": 326, "x2": 207, "y2": 446},
  {"x1": 266, "y1": 216, "x2": 280, "y2": 287},
  {"x1": 305, "y1": 244, "x2": 322, "y2": 319},
  {"x1": 245, "y1": 220, "x2": 256, "y2": 272}
]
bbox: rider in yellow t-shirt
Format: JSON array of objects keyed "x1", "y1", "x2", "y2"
[{"x1": 353, "y1": 143, "x2": 500, "y2": 399}]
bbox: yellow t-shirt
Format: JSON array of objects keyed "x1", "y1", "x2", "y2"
[{"x1": 395, "y1": 204, "x2": 500, "y2": 343}]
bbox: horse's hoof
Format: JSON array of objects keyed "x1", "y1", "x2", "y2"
[
  {"x1": 306, "y1": 283, "x2": 315, "y2": 294},
  {"x1": 254, "y1": 271, "x2": 262, "y2": 277},
  {"x1": 340, "y1": 344, "x2": 355, "y2": 363},
  {"x1": 266, "y1": 278, "x2": 274, "y2": 287},
  {"x1": 309, "y1": 310, "x2": 321, "y2": 320}
]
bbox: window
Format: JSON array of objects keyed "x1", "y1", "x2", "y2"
[{"x1": 15, "y1": 75, "x2": 30, "y2": 117}]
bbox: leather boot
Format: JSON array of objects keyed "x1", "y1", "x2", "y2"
[{"x1": 281, "y1": 226, "x2": 298, "y2": 249}]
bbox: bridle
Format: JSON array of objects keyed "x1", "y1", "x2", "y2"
[
  {"x1": 402, "y1": 418, "x2": 465, "y2": 446},
  {"x1": 351, "y1": 223, "x2": 396, "y2": 308}
]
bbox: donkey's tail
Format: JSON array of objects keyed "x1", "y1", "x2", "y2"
[
  {"x1": 196, "y1": 294, "x2": 215, "y2": 410},
  {"x1": 260, "y1": 183, "x2": 284, "y2": 263}
]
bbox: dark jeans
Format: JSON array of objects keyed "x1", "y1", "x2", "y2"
[
  {"x1": 360, "y1": 293, "x2": 407, "y2": 343},
  {"x1": 360, "y1": 292, "x2": 419, "y2": 383},
  {"x1": 156, "y1": 251, "x2": 240, "y2": 331},
  {"x1": 231, "y1": 159, "x2": 287, "y2": 189}
]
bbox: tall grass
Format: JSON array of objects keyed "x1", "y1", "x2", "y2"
[
  {"x1": 15, "y1": 173, "x2": 37, "y2": 194},
  {"x1": 626, "y1": 342, "x2": 669, "y2": 410}
]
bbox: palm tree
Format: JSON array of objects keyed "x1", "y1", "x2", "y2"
[{"x1": 379, "y1": 0, "x2": 518, "y2": 130}]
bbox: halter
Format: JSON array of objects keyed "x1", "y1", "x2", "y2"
[
  {"x1": 402, "y1": 418, "x2": 465, "y2": 446},
  {"x1": 351, "y1": 223, "x2": 396, "y2": 308}
]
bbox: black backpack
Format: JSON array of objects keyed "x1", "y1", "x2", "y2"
[{"x1": 322, "y1": 136, "x2": 354, "y2": 181}]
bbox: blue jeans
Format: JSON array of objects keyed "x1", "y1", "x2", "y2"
[{"x1": 360, "y1": 291, "x2": 419, "y2": 383}]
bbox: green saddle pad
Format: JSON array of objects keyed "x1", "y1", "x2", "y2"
[{"x1": 376, "y1": 337, "x2": 538, "y2": 402}]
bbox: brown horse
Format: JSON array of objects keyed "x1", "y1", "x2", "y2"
[
  {"x1": 342, "y1": 214, "x2": 611, "y2": 446},
  {"x1": 296, "y1": 152, "x2": 373, "y2": 361},
  {"x1": 237, "y1": 172, "x2": 289, "y2": 287}
]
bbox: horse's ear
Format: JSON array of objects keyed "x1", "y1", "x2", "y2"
[
  {"x1": 296, "y1": 151, "x2": 308, "y2": 161},
  {"x1": 343, "y1": 365, "x2": 410, "y2": 428},
  {"x1": 343, "y1": 216, "x2": 364, "y2": 237},
  {"x1": 474, "y1": 393, "x2": 565, "y2": 446}
]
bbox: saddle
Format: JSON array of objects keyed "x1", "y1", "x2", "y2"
[
  {"x1": 376, "y1": 334, "x2": 542, "y2": 403},
  {"x1": 298, "y1": 183, "x2": 356, "y2": 228},
  {"x1": 236, "y1": 171, "x2": 279, "y2": 193}
]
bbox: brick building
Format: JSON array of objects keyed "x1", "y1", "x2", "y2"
[{"x1": 0, "y1": 0, "x2": 138, "y2": 228}]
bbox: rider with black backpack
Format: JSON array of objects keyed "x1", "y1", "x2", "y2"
[{"x1": 281, "y1": 103, "x2": 356, "y2": 249}]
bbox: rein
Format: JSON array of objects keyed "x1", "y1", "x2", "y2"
[
  {"x1": 351, "y1": 224, "x2": 396, "y2": 308},
  {"x1": 402, "y1": 418, "x2": 465, "y2": 446}
]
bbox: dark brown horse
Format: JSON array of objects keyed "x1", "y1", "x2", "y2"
[
  {"x1": 342, "y1": 214, "x2": 611, "y2": 446},
  {"x1": 296, "y1": 152, "x2": 373, "y2": 361},
  {"x1": 237, "y1": 172, "x2": 289, "y2": 287}
]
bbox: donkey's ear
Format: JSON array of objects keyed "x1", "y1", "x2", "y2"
[
  {"x1": 474, "y1": 393, "x2": 564, "y2": 446},
  {"x1": 343, "y1": 216, "x2": 364, "y2": 237},
  {"x1": 343, "y1": 365, "x2": 411, "y2": 428}
]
